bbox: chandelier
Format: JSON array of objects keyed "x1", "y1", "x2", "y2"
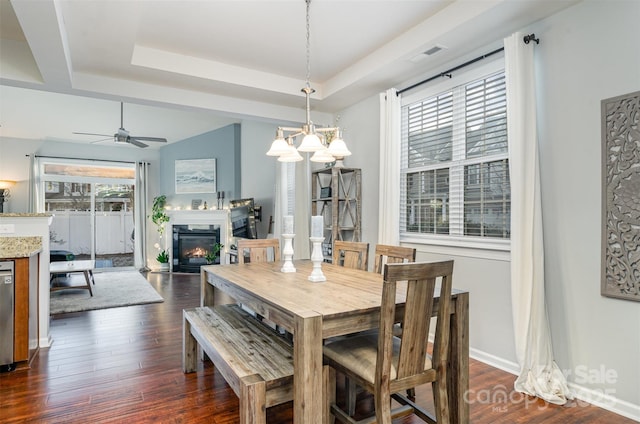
[{"x1": 266, "y1": 0, "x2": 351, "y2": 165}]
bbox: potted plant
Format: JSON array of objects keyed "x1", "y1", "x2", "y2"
[
  {"x1": 156, "y1": 249, "x2": 170, "y2": 271},
  {"x1": 205, "y1": 243, "x2": 224, "y2": 264},
  {"x1": 151, "y1": 195, "x2": 170, "y2": 270},
  {"x1": 156, "y1": 249, "x2": 169, "y2": 263},
  {"x1": 151, "y1": 195, "x2": 170, "y2": 234}
]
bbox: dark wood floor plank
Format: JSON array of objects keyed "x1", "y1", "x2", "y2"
[{"x1": 0, "y1": 271, "x2": 634, "y2": 423}]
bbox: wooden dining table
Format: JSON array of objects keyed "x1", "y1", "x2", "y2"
[{"x1": 201, "y1": 260, "x2": 469, "y2": 424}]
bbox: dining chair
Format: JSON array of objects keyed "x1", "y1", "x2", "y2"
[
  {"x1": 237, "y1": 238, "x2": 280, "y2": 264},
  {"x1": 236, "y1": 238, "x2": 282, "y2": 331},
  {"x1": 333, "y1": 240, "x2": 369, "y2": 271},
  {"x1": 372, "y1": 244, "x2": 416, "y2": 274},
  {"x1": 340, "y1": 243, "x2": 416, "y2": 411},
  {"x1": 330, "y1": 240, "x2": 370, "y2": 407},
  {"x1": 323, "y1": 260, "x2": 454, "y2": 424}
]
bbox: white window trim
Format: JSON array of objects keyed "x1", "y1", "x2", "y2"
[{"x1": 400, "y1": 57, "x2": 509, "y2": 254}]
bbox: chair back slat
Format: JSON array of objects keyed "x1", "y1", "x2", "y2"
[
  {"x1": 333, "y1": 241, "x2": 369, "y2": 271},
  {"x1": 373, "y1": 244, "x2": 416, "y2": 274},
  {"x1": 379, "y1": 261, "x2": 454, "y2": 384},
  {"x1": 237, "y1": 238, "x2": 280, "y2": 264}
]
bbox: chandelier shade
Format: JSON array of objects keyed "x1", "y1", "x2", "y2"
[
  {"x1": 277, "y1": 138, "x2": 304, "y2": 162},
  {"x1": 326, "y1": 129, "x2": 351, "y2": 157},
  {"x1": 310, "y1": 147, "x2": 335, "y2": 163},
  {"x1": 298, "y1": 132, "x2": 323, "y2": 152},
  {"x1": 267, "y1": 129, "x2": 290, "y2": 156},
  {"x1": 266, "y1": 0, "x2": 350, "y2": 164}
]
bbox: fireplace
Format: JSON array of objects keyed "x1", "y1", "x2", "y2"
[{"x1": 172, "y1": 224, "x2": 220, "y2": 273}]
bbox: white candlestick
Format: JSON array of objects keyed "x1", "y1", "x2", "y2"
[
  {"x1": 283, "y1": 215, "x2": 294, "y2": 235},
  {"x1": 281, "y1": 233, "x2": 296, "y2": 273},
  {"x1": 311, "y1": 215, "x2": 323, "y2": 238},
  {"x1": 308, "y1": 236, "x2": 326, "y2": 282}
]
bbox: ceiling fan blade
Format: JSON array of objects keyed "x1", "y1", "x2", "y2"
[
  {"x1": 73, "y1": 132, "x2": 112, "y2": 137},
  {"x1": 127, "y1": 138, "x2": 149, "y2": 148},
  {"x1": 130, "y1": 136, "x2": 167, "y2": 143},
  {"x1": 89, "y1": 137, "x2": 114, "y2": 144}
]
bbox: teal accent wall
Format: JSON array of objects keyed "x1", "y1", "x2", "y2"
[{"x1": 159, "y1": 123, "x2": 241, "y2": 208}]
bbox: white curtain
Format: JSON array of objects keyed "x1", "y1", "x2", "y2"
[
  {"x1": 134, "y1": 161, "x2": 149, "y2": 270},
  {"x1": 505, "y1": 32, "x2": 571, "y2": 405},
  {"x1": 273, "y1": 159, "x2": 310, "y2": 259},
  {"x1": 293, "y1": 158, "x2": 310, "y2": 259},
  {"x1": 378, "y1": 88, "x2": 401, "y2": 245},
  {"x1": 28, "y1": 155, "x2": 43, "y2": 213},
  {"x1": 273, "y1": 163, "x2": 285, "y2": 239}
]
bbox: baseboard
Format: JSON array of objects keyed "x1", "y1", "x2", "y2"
[
  {"x1": 567, "y1": 382, "x2": 640, "y2": 422},
  {"x1": 39, "y1": 335, "x2": 52, "y2": 348},
  {"x1": 470, "y1": 348, "x2": 640, "y2": 422},
  {"x1": 469, "y1": 347, "x2": 520, "y2": 375}
]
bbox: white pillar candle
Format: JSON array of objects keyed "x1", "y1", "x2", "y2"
[
  {"x1": 311, "y1": 215, "x2": 323, "y2": 238},
  {"x1": 283, "y1": 215, "x2": 294, "y2": 234}
]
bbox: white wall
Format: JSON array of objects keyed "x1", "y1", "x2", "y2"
[
  {"x1": 532, "y1": 0, "x2": 640, "y2": 416},
  {"x1": 322, "y1": 94, "x2": 381, "y2": 263},
  {"x1": 337, "y1": 0, "x2": 640, "y2": 419},
  {"x1": 240, "y1": 120, "x2": 279, "y2": 238}
]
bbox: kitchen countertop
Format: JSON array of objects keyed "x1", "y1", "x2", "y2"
[{"x1": 0, "y1": 236, "x2": 43, "y2": 258}]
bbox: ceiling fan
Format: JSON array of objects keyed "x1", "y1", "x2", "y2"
[{"x1": 73, "y1": 102, "x2": 168, "y2": 148}]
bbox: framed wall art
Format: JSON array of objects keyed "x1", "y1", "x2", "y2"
[
  {"x1": 601, "y1": 90, "x2": 640, "y2": 301},
  {"x1": 175, "y1": 158, "x2": 216, "y2": 194}
]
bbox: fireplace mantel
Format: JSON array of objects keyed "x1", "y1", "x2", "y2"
[{"x1": 165, "y1": 209, "x2": 230, "y2": 270}]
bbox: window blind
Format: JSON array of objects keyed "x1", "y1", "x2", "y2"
[{"x1": 401, "y1": 70, "x2": 510, "y2": 240}]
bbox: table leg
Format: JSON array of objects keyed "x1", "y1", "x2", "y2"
[
  {"x1": 448, "y1": 292, "x2": 469, "y2": 423},
  {"x1": 293, "y1": 311, "x2": 323, "y2": 424},
  {"x1": 82, "y1": 270, "x2": 94, "y2": 296}
]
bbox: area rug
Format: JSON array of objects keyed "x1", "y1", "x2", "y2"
[{"x1": 50, "y1": 271, "x2": 164, "y2": 315}]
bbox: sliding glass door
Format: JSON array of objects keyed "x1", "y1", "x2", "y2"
[{"x1": 40, "y1": 159, "x2": 136, "y2": 270}]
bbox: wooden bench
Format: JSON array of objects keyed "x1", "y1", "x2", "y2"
[{"x1": 183, "y1": 305, "x2": 294, "y2": 423}]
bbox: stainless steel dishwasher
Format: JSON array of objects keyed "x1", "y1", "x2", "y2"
[{"x1": 0, "y1": 260, "x2": 15, "y2": 371}]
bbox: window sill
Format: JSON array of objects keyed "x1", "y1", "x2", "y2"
[{"x1": 400, "y1": 234, "x2": 510, "y2": 261}]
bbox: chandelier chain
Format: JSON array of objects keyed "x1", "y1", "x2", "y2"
[
  {"x1": 266, "y1": 0, "x2": 351, "y2": 163},
  {"x1": 305, "y1": 0, "x2": 311, "y2": 88}
]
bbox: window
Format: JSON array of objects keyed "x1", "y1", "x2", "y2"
[
  {"x1": 38, "y1": 157, "x2": 136, "y2": 269},
  {"x1": 400, "y1": 66, "x2": 510, "y2": 246}
]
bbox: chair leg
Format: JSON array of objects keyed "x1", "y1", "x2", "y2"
[
  {"x1": 323, "y1": 365, "x2": 336, "y2": 424},
  {"x1": 374, "y1": 386, "x2": 393, "y2": 424},
  {"x1": 406, "y1": 388, "x2": 416, "y2": 399},
  {"x1": 432, "y1": 379, "x2": 450, "y2": 424},
  {"x1": 346, "y1": 376, "x2": 357, "y2": 416}
]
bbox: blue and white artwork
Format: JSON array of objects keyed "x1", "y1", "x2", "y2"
[{"x1": 175, "y1": 158, "x2": 216, "y2": 194}]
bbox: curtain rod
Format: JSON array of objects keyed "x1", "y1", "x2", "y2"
[
  {"x1": 397, "y1": 33, "x2": 540, "y2": 96},
  {"x1": 397, "y1": 47, "x2": 504, "y2": 95},
  {"x1": 26, "y1": 154, "x2": 148, "y2": 165}
]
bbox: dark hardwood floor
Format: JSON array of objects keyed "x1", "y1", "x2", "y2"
[{"x1": 0, "y1": 271, "x2": 634, "y2": 423}]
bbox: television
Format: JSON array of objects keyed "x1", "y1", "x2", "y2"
[{"x1": 229, "y1": 198, "x2": 258, "y2": 239}]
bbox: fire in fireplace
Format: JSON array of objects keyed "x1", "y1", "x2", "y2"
[{"x1": 172, "y1": 224, "x2": 220, "y2": 273}]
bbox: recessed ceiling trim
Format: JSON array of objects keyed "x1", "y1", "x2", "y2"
[
  {"x1": 71, "y1": 71, "x2": 334, "y2": 126},
  {"x1": 11, "y1": 0, "x2": 72, "y2": 87},
  {"x1": 131, "y1": 45, "x2": 322, "y2": 99}
]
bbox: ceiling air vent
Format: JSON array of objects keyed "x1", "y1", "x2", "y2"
[
  {"x1": 424, "y1": 46, "x2": 444, "y2": 56},
  {"x1": 410, "y1": 45, "x2": 447, "y2": 63}
]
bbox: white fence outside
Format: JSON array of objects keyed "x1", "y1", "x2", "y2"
[{"x1": 49, "y1": 211, "x2": 134, "y2": 255}]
